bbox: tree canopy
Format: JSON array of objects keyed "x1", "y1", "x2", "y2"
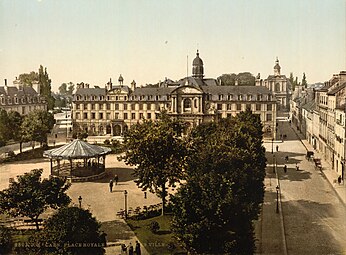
[
  {"x1": 21, "y1": 109, "x2": 55, "y2": 146},
  {"x1": 0, "y1": 169, "x2": 71, "y2": 230},
  {"x1": 171, "y1": 109, "x2": 266, "y2": 254},
  {"x1": 218, "y1": 72, "x2": 256, "y2": 86},
  {"x1": 120, "y1": 113, "x2": 187, "y2": 214}
]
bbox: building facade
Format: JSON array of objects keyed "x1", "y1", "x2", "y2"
[
  {"x1": 0, "y1": 78, "x2": 47, "y2": 114},
  {"x1": 256, "y1": 58, "x2": 291, "y2": 111},
  {"x1": 72, "y1": 51, "x2": 277, "y2": 138}
]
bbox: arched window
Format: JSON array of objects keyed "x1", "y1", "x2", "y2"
[
  {"x1": 194, "y1": 98, "x2": 198, "y2": 108},
  {"x1": 275, "y1": 83, "x2": 280, "y2": 92},
  {"x1": 183, "y1": 98, "x2": 192, "y2": 111}
]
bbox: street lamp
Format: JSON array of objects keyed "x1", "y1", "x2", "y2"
[
  {"x1": 271, "y1": 138, "x2": 274, "y2": 154},
  {"x1": 124, "y1": 190, "x2": 128, "y2": 219},
  {"x1": 276, "y1": 185, "x2": 279, "y2": 213},
  {"x1": 273, "y1": 155, "x2": 276, "y2": 173},
  {"x1": 78, "y1": 196, "x2": 82, "y2": 208}
]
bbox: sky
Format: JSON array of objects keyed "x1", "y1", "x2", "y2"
[{"x1": 0, "y1": 0, "x2": 345, "y2": 92}]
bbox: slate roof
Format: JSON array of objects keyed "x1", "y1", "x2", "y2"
[
  {"x1": 0, "y1": 86, "x2": 39, "y2": 96},
  {"x1": 203, "y1": 85, "x2": 273, "y2": 95},
  {"x1": 74, "y1": 88, "x2": 106, "y2": 96},
  {"x1": 327, "y1": 82, "x2": 346, "y2": 95},
  {"x1": 43, "y1": 139, "x2": 111, "y2": 159},
  {"x1": 301, "y1": 100, "x2": 316, "y2": 111}
]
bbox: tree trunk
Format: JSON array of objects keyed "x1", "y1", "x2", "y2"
[
  {"x1": 161, "y1": 183, "x2": 166, "y2": 216},
  {"x1": 19, "y1": 141, "x2": 22, "y2": 153}
]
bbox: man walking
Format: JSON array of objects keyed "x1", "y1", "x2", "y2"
[
  {"x1": 283, "y1": 164, "x2": 287, "y2": 173},
  {"x1": 114, "y1": 174, "x2": 119, "y2": 185},
  {"x1": 109, "y1": 179, "x2": 114, "y2": 192}
]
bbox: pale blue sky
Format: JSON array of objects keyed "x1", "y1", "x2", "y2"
[{"x1": 0, "y1": 0, "x2": 345, "y2": 91}]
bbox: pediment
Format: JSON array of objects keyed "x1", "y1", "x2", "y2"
[{"x1": 173, "y1": 85, "x2": 203, "y2": 95}]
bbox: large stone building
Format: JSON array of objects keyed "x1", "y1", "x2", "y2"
[
  {"x1": 256, "y1": 58, "x2": 291, "y2": 111},
  {"x1": 0, "y1": 78, "x2": 47, "y2": 114},
  {"x1": 72, "y1": 51, "x2": 277, "y2": 138}
]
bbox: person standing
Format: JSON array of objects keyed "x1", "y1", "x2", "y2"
[
  {"x1": 114, "y1": 174, "x2": 119, "y2": 185},
  {"x1": 135, "y1": 240, "x2": 141, "y2": 255},
  {"x1": 109, "y1": 179, "x2": 114, "y2": 192},
  {"x1": 276, "y1": 145, "x2": 279, "y2": 152},
  {"x1": 296, "y1": 163, "x2": 299, "y2": 171},
  {"x1": 283, "y1": 165, "x2": 287, "y2": 173},
  {"x1": 128, "y1": 242, "x2": 134, "y2": 255}
]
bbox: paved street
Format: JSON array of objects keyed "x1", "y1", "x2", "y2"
[{"x1": 258, "y1": 117, "x2": 346, "y2": 254}]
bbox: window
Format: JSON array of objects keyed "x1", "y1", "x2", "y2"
[
  {"x1": 227, "y1": 104, "x2": 232, "y2": 110},
  {"x1": 257, "y1": 94, "x2": 262, "y2": 101},
  {"x1": 256, "y1": 104, "x2": 261, "y2": 111},
  {"x1": 99, "y1": 113, "x2": 103, "y2": 119},
  {"x1": 106, "y1": 113, "x2": 111, "y2": 120},
  {"x1": 267, "y1": 104, "x2": 272, "y2": 111},
  {"x1": 147, "y1": 113, "x2": 151, "y2": 119},
  {"x1": 275, "y1": 83, "x2": 280, "y2": 92},
  {"x1": 139, "y1": 104, "x2": 143, "y2": 110},
  {"x1": 228, "y1": 94, "x2": 233, "y2": 100},
  {"x1": 219, "y1": 94, "x2": 223, "y2": 100},
  {"x1": 217, "y1": 104, "x2": 222, "y2": 110},
  {"x1": 123, "y1": 104, "x2": 127, "y2": 110},
  {"x1": 124, "y1": 113, "x2": 128, "y2": 119},
  {"x1": 114, "y1": 113, "x2": 119, "y2": 119},
  {"x1": 238, "y1": 95, "x2": 242, "y2": 100},
  {"x1": 194, "y1": 98, "x2": 198, "y2": 108},
  {"x1": 76, "y1": 112, "x2": 80, "y2": 119},
  {"x1": 106, "y1": 103, "x2": 111, "y2": 110},
  {"x1": 247, "y1": 95, "x2": 252, "y2": 100},
  {"x1": 76, "y1": 104, "x2": 80, "y2": 110},
  {"x1": 91, "y1": 113, "x2": 96, "y2": 119},
  {"x1": 99, "y1": 104, "x2": 103, "y2": 110},
  {"x1": 131, "y1": 113, "x2": 136, "y2": 119},
  {"x1": 139, "y1": 113, "x2": 144, "y2": 119},
  {"x1": 115, "y1": 104, "x2": 119, "y2": 110},
  {"x1": 266, "y1": 113, "x2": 272, "y2": 121},
  {"x1": 183, "y1": 99, "x2": 192, "y2": 111},
  {"x1": 83, "y1": 113, "x2": 88, "y2": 119},
  {"x1": 91, "y1": 104, "x2": 95, "y2": 110},
  {"x1": 236, "y1": 104, "x2": 241, "y2": 111}
]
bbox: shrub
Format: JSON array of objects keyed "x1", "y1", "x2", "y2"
[
  {"x1": 0, "y1": 226, "x2": 13, "y2": 254},
  {"x1": 104, "y1": 139, "x2": 110, "y2": 145},
  {"x1": 148, "y1": 220, "x2": 160, "y2": 234}
]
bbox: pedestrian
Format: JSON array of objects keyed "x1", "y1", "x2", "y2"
[
  {"x1": 109, "y1": 179, "x2": 114, "y2": 192},
  {"x1": 114, "y1": 174, "x2": 119, "y2": 185},
  {"x1": 285, "y1": 156, "x2": 288, "y2": 162},
  {"x1": 276, "y1": 145, "x2": 279, "y2": 152},
  {"x1": 283, "y1": 164, "x2": 287, "y2": 173},
  {"x1": 338, "y1": 175, "x2": 342, "y2": 185},
  {"x1": 100, "y1": 231, "x2": 107, "y2": 247},
  {"x1": 128, "y1": 242, "x2": 134, "y2": 255},
  {"x1": 296, "y1": 163, "x2": 299, "y2": 171},
  {"x1": 121, "y1": 243, "x2": 127, "y2": 254},
  {"x1": 135, "y1": 241, "x2": 141, "y2": 255}
]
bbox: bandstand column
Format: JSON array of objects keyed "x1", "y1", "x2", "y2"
[{"x1": 50, "y1": 159, "x2": 53, "y2": 175}]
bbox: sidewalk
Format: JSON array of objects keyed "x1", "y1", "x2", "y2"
[{"x1": 291, "y1": 126, "x2": 346, "y2": 207}]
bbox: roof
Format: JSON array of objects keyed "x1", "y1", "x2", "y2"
[
  {"x1": 132, "y1": 86, "x2": 176, "y2": 96},
  {"x1": 74, "y1": 88, "x2": 106, "y2": 96},
  {"x1": 301, "y1": 100, "x2": 316, "y2": 111},
  {"x1": 327, "y1": 82, "x2": 346, "y2": 95},
  {"x1": 43, "y1": 139, "x2": 111, "y2": 159},
  {"x1": 0, "y1": 86, "x2": 39, "y2": 97},
  {"x1": 203, "y1": 85, "x2": 273, "y2": 95}
]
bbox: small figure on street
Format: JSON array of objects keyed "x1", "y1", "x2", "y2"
[
  {"x1": 296, "y1": 163, "x2": 299, "y2": 171},
  {"x1": 135, "y1": 240, "x2": 141, "y2": 255},
  {"x1": 121, "y1": 243, "x2": 127, "y2": 254},
  {"x1": 114, "y1": 174, "x2": 119, "y2": 185},
  {"x1": 285, "y1": 156, "x2": 289, "y2": 162},
  {"x1": 109, "y1": 179, "x2": 114, "y2": 192},
  {"x1": 128, "y1": 242, "x2": 134, "y2": 255},
  {"x1": 338, "y1": 175, "x2": 342, "y2": 185},
  {"x1": 276, "y1": 145, "x2": 279, "y2": 152},
  {"x1": 283, "y1": 164, "x2": 287, "y2": 173},
  {"x1": 100, "y1": 231, "x2": 107, "y2": 247}
]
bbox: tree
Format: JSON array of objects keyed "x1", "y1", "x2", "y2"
[
  {"x1": 0, "y1": 226, "x2": 13, "y2": 254},
  {"x1": 38, "y1": 65, "x2": 55, "y2": 110},
  {"x1": 0, "y1": 169, "x2": 71, "y2": 230},
  {"x1": 18, "y1": 71, "x2": 39, "y2": 86},
  {"x1": 0, "y1": 109, "x2": 9, "y2": 144},
  {"x1": 58, "y1": 83, "x2": 68, "y2": 95},
  {"x1": 218, "y1": 72, "x2": 255, "y2": 86},
  {"x1": 28, "y1": 207, "x2": 105, "y2": 255},
  {"x1": 21, "y1": 110, "x2": 55, "y2": 147},
  {"x1": 120, "y1": 113, "x2": 187, "y2": 215},
  {"x1": 171, "y1": 109, "x2": 266, "y2": 254},
  {"x1": 302, "y1": 72, "x2": 307, "y2": 89}
]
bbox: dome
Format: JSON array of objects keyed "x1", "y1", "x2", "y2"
[
  {"x1": 193, "y1": 50, "x2": 204, "y2": 66},
  {"x1": 192, "y1": 50, "x2": 204, "y2": 78},
  {"x1": 274, "y1": 57, "x2": 281, "y2": 75}
]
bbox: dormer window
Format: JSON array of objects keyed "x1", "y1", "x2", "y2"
[
  {"x1": 228, "y1": 94, "x2": 233, "y2": 100},
  {"x1": 15, "y1": 97, "x2": 18, "y2": 104},
  {"x1": 219, "y1": 94, "x2": 223, "y2": 100},
  {"x1": 238, "y1": 94, "x2": 242, "y2": 100},
  {"x1": 247, "y1": 95, "x2": 252, "y2": 101}
]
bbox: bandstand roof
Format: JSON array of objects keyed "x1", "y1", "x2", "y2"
[{"x1": 43, "y1": 139, "x2": 112, "y2": 159}]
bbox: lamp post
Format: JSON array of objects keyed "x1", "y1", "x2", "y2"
[
  {"x1": 271, "y1": 138, "x2": 274, "y2": 154},
  {"x1": 276, "y1": 185, "x2": 279, "y2": 213},
  {"x1": 273, "y1": 155, "x2": 276, "y2": 173},
  {"x1": 78, "y1": 196, "x2": 82, "y2": 208},
  {"x1": 124, "y1": 190, "x2": 128, "y2": 219}
]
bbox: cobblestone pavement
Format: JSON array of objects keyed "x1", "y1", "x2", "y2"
[{"x1": 257, "y1": 117, "x2": 346, "y2": 255}]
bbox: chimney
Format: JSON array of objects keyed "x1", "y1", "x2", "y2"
[{"x1": 32, "y1": 81, "x2": 40, "y2": 94}]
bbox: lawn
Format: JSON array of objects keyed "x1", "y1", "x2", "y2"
[{"x1": 126, "y1": 214, "x2": 187, "y2": 255}]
